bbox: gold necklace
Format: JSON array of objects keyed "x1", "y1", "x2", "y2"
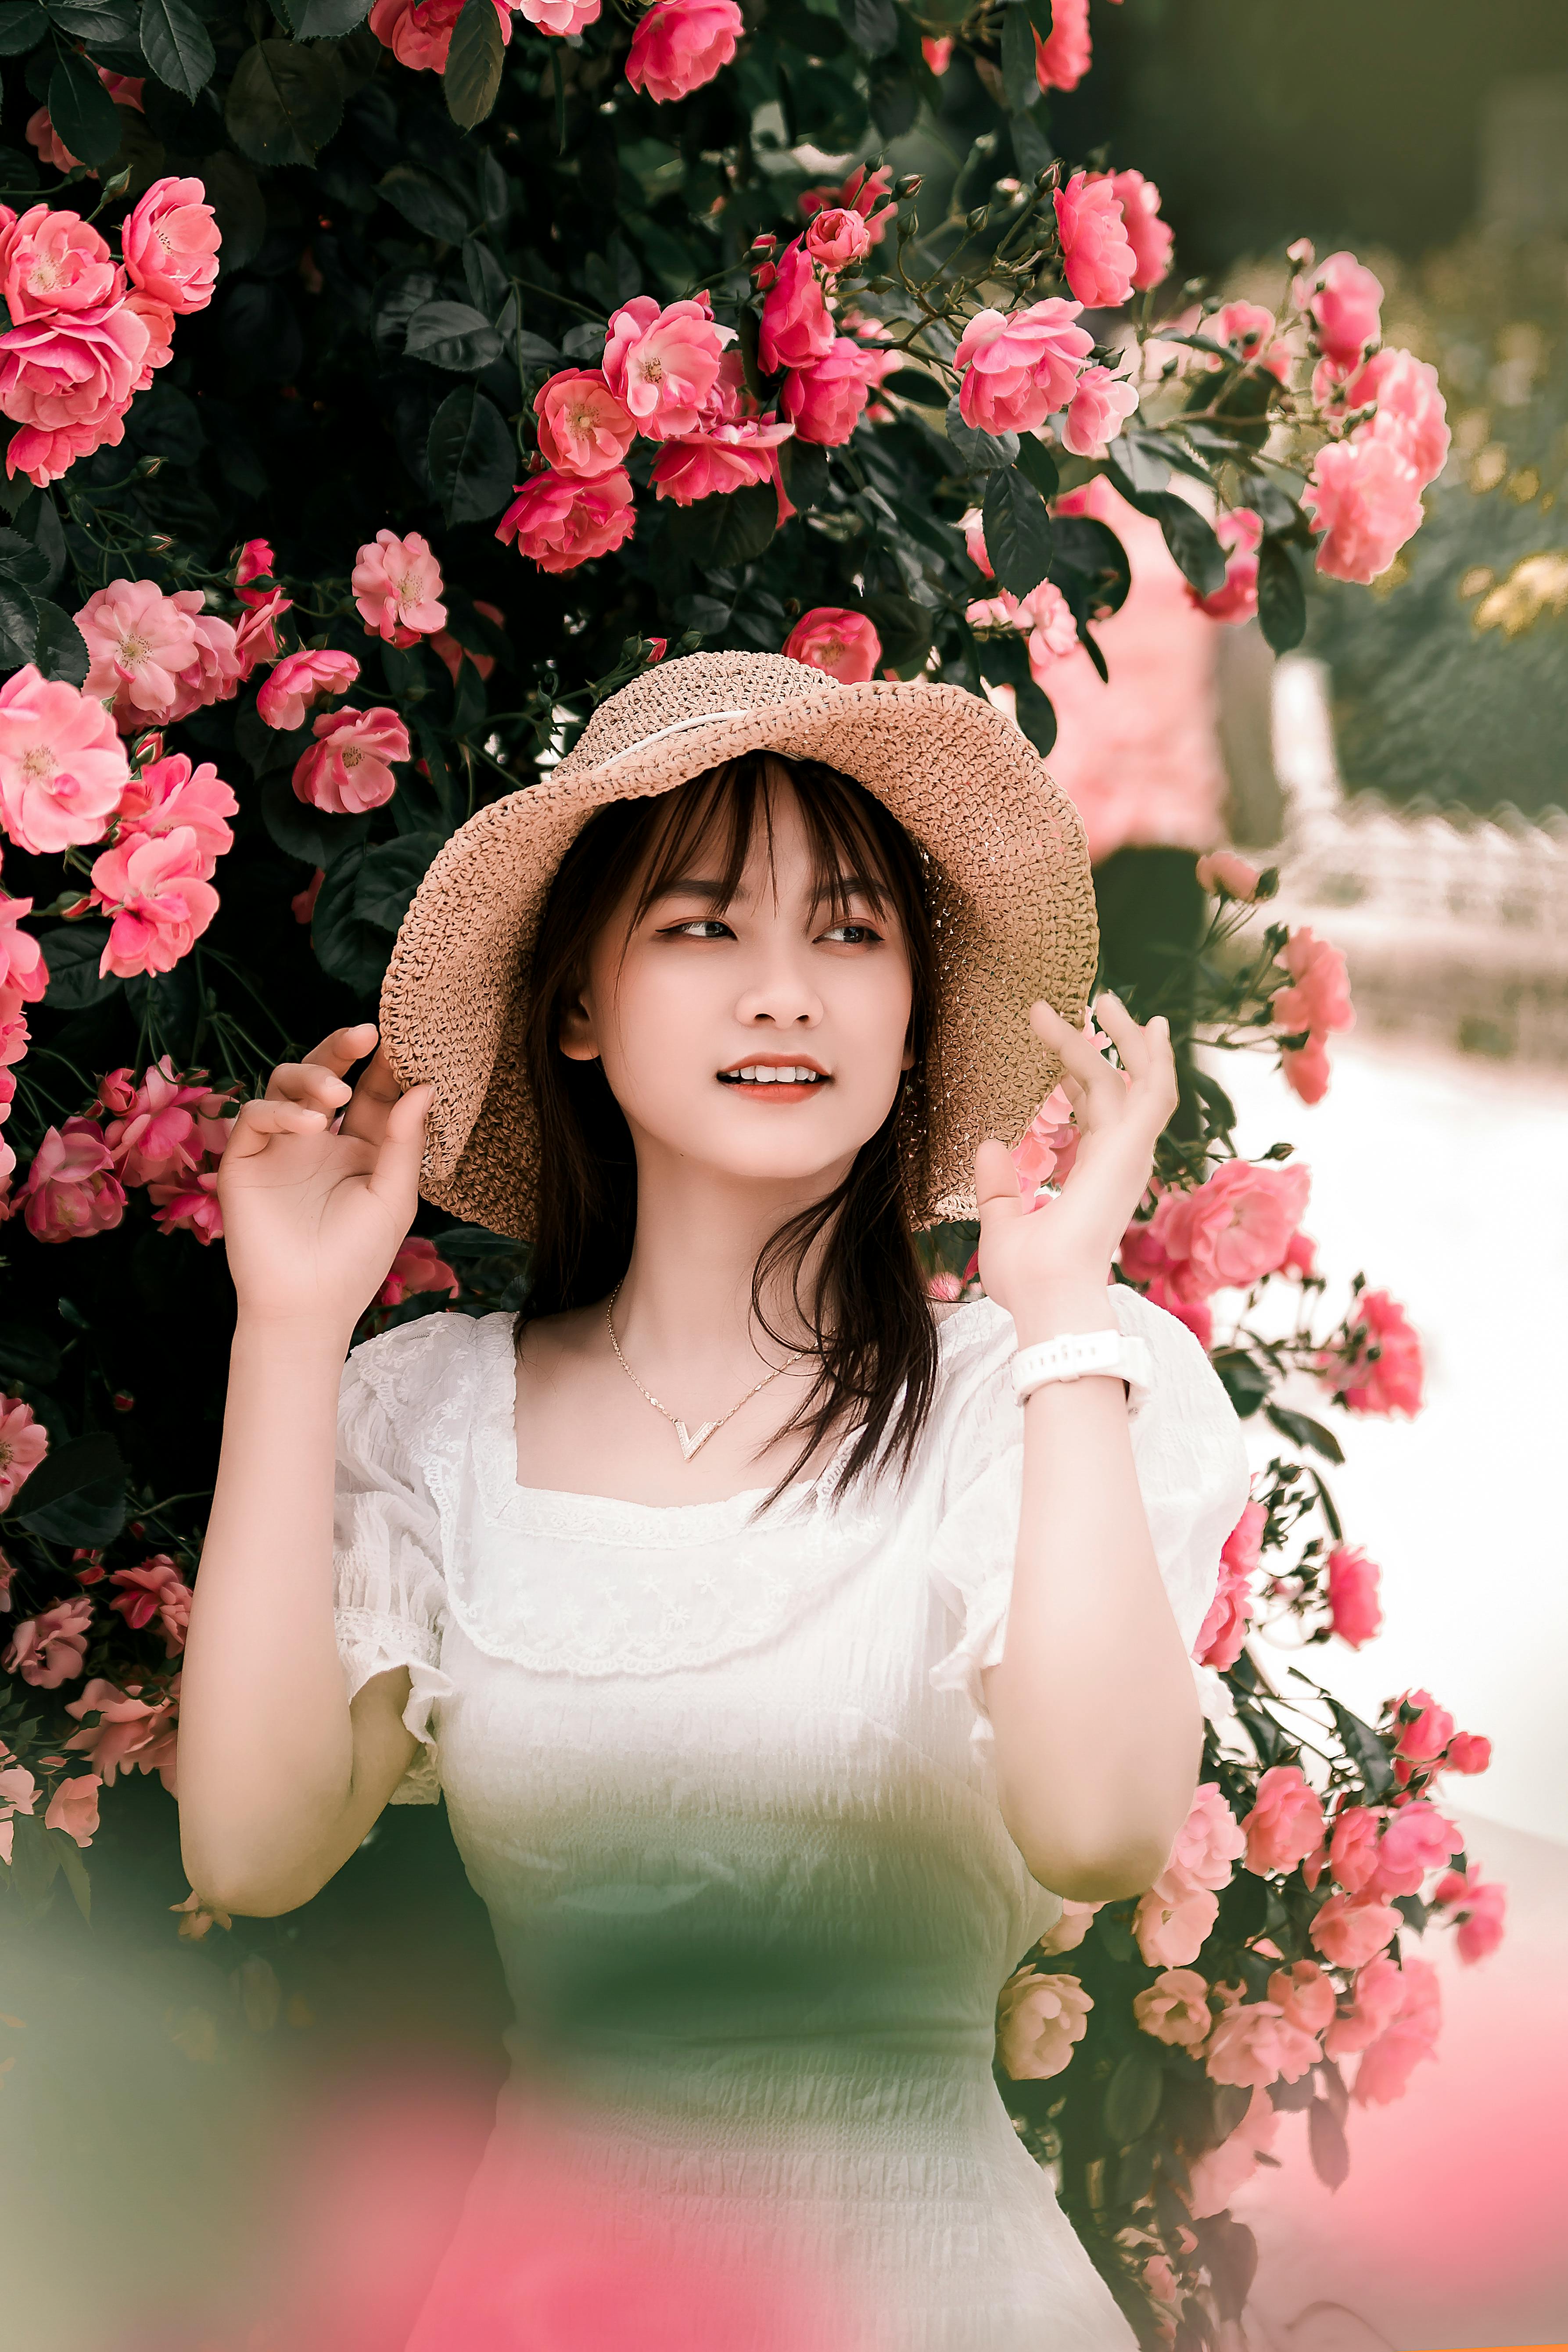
[{"x1": 604, "y1": 1283, "x2": 810, "y2": 1462}]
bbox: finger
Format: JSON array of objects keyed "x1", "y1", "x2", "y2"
[
  {"x1": 264, "y1": 1062, "x2": 354, "y2": 1111},
  {"x1": 1094, "y1": 993, "x2": 1177, "y2": 1122},
  {"x1": 1030, "y1": 1000, "x2": 1123, "y2": 1116},
  {"x1": 339, "y1": 1044, "x2": 411, "y2": 1148},
  {"x1": 222, "y1": 1099, "x2": 330, "y2": 1161},
  {"x1": 975, "y1": 1136, "x2": 1025, "y2": 1230},
  {"x1": 301, "y1": 1022, "x2": 380, "y2": 1077},
  {"x1": 366, "y1": 1083, "x2": 434, "y2": 1212}
]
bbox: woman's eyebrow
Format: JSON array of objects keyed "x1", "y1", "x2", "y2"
[{"x1": 646, "y1": 875, "x2": 736, "y2": 902}]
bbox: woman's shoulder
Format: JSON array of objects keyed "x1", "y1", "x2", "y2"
[
  {"x1": 925, "y1": 1281, "x2": 1223, "y2": 1430},
  {"x1": 343, "y1": 1306, "x2": 511, "y2": 1423}
]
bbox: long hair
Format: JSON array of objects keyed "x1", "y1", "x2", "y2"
[{"x1": 517, "y1": 751, "x2": 942, "y2": 1500}]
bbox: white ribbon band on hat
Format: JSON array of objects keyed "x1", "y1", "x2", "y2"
[{"x1": 600, "y1": 708, "x2": 760, "y2": 763}]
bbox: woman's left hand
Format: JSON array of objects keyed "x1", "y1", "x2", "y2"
[{"x1": 974, "y1": 992, "x2": 1177, "y2": 1332}]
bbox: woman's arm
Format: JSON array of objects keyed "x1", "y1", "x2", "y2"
[
  {"x1": 975, "y1": 998, "x2": 1198, "y2": 1901},
  {"x1": 176, "y1": 1025, "x2": 432, "y2": 1917}
]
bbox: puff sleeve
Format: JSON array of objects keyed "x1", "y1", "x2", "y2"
[
  {"x1": 333, "y1": 1320, "x2": 461, "y2": 1805},
  {"x1": 927, "y1": 1287, "x2": 1251, "y2": 1749}
]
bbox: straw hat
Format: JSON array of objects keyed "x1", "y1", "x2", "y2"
[{"x1": 380, "y1": 649, "x2": 1098, "y2": 1237}]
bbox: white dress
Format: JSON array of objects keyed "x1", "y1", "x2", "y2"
[{"x1": 331, "y1": 1288, "x2": 1249, "y2": 2352}]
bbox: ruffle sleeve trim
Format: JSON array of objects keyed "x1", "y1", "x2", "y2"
[{"x1": 335, "y1": 1603, "x2": 456, "y2": 1806}]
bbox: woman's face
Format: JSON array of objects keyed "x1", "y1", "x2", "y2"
[{"x1": 559, "y1": 780, "x2": 915, "y2": 1198}]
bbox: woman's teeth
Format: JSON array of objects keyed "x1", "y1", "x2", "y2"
[{"x1": 722, "y1": 1066, "x2": 825, "y2": 1084}]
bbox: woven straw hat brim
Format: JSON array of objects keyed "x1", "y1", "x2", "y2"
[{"x1": 380, "y1": 650, "x2": 1098, "y2": 1239}]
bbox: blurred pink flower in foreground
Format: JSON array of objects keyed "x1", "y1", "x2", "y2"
[
  {"x1": 1188, "y1": 2085, "x2": 1277, "y2": 2218},
  {"x1": 996, "y1": 1966, "x2": 1093, "y2": 2079},
  {"x1": 1053, "y1": 171, "x2": 1137, "y2": 308},
  {"x1": 4, "y1": 1594, "x2": 93, "y2": 1687},
  {"x1": 1194, "y1": 1497, "x2": 1265, "y2": 1669},
  {"x1": 1192, "y1": 508, "x2": 1263, "y2": 624},
  {"x1": 1134, "y1": 1967, "x2": 1212, "y2": 2048},
  {"x1": 1242, "y1": 1764, "x2": 1326, "y2": 1875},
  {"x1": 1295, "y1": 249, "x2": 1384, "y2": 368},
  {"x1": 1318, "y1": 1285, "x2": 1424, "y2": 1418},
  {"x1": 1204, "y1": 1998, "x2": 1320, "y2": 2088},
  {"x1": 1433, "y1": 1864, "x2": 1507, "y2": 1963},
  {"x1": 378, "y1": 1236, "x2": 460, "y2": 1309},
  {"x1": 1326, "y1": 1542, "x2": 1383, "y2": 1647},
  {"x1": 0, "y1": 1394, "x2": 47, "y2": 1509}
]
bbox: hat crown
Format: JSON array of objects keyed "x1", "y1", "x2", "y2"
[{"x1": 559, "y1": 650, "x2": 838, "y2": 779}]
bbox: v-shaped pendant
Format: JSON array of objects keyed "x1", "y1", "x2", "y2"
[{"x1": 674, "y1": 1418, "x2": 718, "y2": 1461}]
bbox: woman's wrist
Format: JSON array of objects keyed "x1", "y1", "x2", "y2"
[
  {"x1": 231, "y1": 1308, "x2": 358, "y2": 1362},
  {"x1": 1008, "y1": 1278, "x2": 1115, "y2": 1349}
]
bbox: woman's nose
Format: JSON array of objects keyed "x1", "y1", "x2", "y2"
[{"x1": 734, "y1": 951, "x2": 823, "y2": 1028}]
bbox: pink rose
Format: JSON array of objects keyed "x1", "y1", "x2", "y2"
[
  {"x1": 0, "y1": 204, "x2": 120, "y2": 321},
  {"x1": 234, "y1": 588, "x2": 290, "y2": 681},
  {"x1": 1036, "y1": 1897, "x2": 1101, "y2": 1956},
  {"x1": 3, "y1": 1595, "x2": 94, "y2": 1687},
  {"x1": 16, "y1": 1117, "x2": 125, "y2": 1241},
  {"x1": 1054, "y1": 172, "x2": 1137, "y2": 309},
  {"x1": 61, "y1": 1674, "x2": 177, "y2": 1788},
  {"x1": 1241, "y1": 1764, "x2": 1326, "y2": 1876},
  {"x1": 1195, "y1": 850, "x2": 1264, "y2": 901},
  {"x1": 102, "y1": 1055, "x2": 232, "y2": 1187},
  {"x1": 1204, "y1": 1998, "x2": 1320, "y2": 2088},
  {"x1": 1325, "y1": 1287, "x2": 1424, "y2": 1418},
  {"x1": 1133, "y1": 1967, "x2": 1211, "y2": 2049},
  {"x1": 165, "y1": 595, "x2": 242, "y2": 721},
  {"x1": 517, "y1": 0, "x2": 600, "y2": 28},
  {"x1": 77, "y1": 577, "x2": 201, "y2": 725},
  {"x1": 1352, "y1": 1956, "x2": 1440, "y2": 2107},
  {"x1": 954, "y1": 298, "x2": 1093, "y2": 436},
  {"x1": 1303, "y1": 434, "x2": 1425, "y2": 584},
  {"x1": 1061, "y1": 363, "x2": 1139, "y2": 457},
  {"x1": 0, "y1": 1395, "x2": 47, "y2": 1509},
  {"x1": 535, "y1": 368, "x2": 637, "y2": 479},
  {"x1": 352, "y1": 529, "x2": 447, "y2": 647},
  {"x1": 648, "y1": 415, "x2": 794, "y2": 509},
  {"x1": 921, "y1": 33, "x2": 951, "y2": 72},
  {"x1": 1133, "y1": 1865, "x2": 1218, "y2": 1967},
  {"x1": 257, "y1": 649, "x2": 361, "y2": 732},
  {"x1": 757, "y1": 241, "x2": 836, "y2": 378},
  {"x1": 1328, "y1": 1804, "x2": 1384, "y2": 1894},
  {"x1": 1170, "y1": 1779, "x2": 1248, "y2": 1891},
  {"x1": 1021, "y1": 581, "x2": 1077, "y2": 677},
  {"x1": 1372, "y1": 1799, "x2": 1459, "y2": 1899},
  {"x1": 377, "y1": 1235, "x2": 460, "y2": 1309},
  {"x1": 293, "y1": 706, "x2": 410, "y2": 817},
  {"x1": 43, "y1": 1770, "x2": 100, "y2": 1846},
  {"x1": 804, "y1": 208, "x2": 872, "y2": 275},
  {"x1": 122, "y1": 176, "x2": 220, "y2": 316},
  {"x1": 107, "y1": 1553, "x2": 192, "y2": 1655},
  {"x1": 0, "y1": 665, "x2": 129, "y2": 853},
  {"x1": 1267, "y1": 1960, "x2": 1335, "y2": 2038},
  {"x1": 26, "y1": 105, "x2": 79, "y2": 175},
  {"x1": 234, "y1": 539, "x2": 276, "y2": 604},
  {"x1": 368, "y1": 0, "x2": 511, "y2": 71},
  {"x1": 149, "y1": 1167, "x2": 222, "y2": 1243},
  {"x1": 113, "y1": 753, "x2": 237, "y2": 879},
  {"x1": 781, "y1": 607, "x2": 881, "y2": 685},
  {"x1": 1324, "y1": 1950, "x2": 1404, "y2": 2057},
  {"x1": 90, "y1": 829, "x2": 218, "y2": 978},
  {"x1": 1325, "y1": 1542, "x2": 1382, "y2": 1649},
  {"x1": 781, "y1": 335, "x2": 893, "y2": 445},
  {"x1": 624, "y1": 0, "x2": 743, "y2": 102},
  {"x1": 1445, "y1": 1732, "x2": 1492, "y2": 1775},
  {"x1": 1296, "y1": 250, "x2": 1384, "y2": 368},
  {"x1": 1207, "y1": 301, "x2": 1292, "y2": 383},
  {"x1": 1328, "y1": 346, "x2": 1450, "y2": 487},
  {"x1": 800, "y1": 165, "x2": 897, "y2": 246},
  {"x1": 1194, "y1": 1498, "x2": 1265, "y2": 1671},
  {"x1": 995, "y1": 1966, "x2": 1093, "y2": 2079},
  {"x1": 1434, "y1": 1865, "x2": 1507, "y2": 1964},
  {"x1": 1188, "y1": 2086, "x2": 1277, "y2": 2220},
  {"x1": 1310, "y1": 1891, "x2": 1401, "y2": 1969},
  {"x1": 0, "y1": 893, "x2": 48, "y2": 1003},
  {"x1": 1149, "y1": 1156, "x2": 1312, "y2": 1301},
  {"x1": 1032, "y1": 0, "x2": 1091, "y2": 91},
  {"x1": 496, "y1": 467, "x2": 636, "y2": 573},
  {"x1": 1089, "y1": 169, "x2": 1172, "y2": 291},
  {"x1": 1394, "y1": 1686, "x2": 1453, "y2": 1764},
  {"x1": 603, "y1": 294, "x2": 735, "y2": 437},
  {"x1": 1193, "y1": 508, "x2": 1263, "y2": 625},
  {"x1": 1011, "y1": 1084, "x2": 1078, "y2": 1204},
  {"x1": 1273, "y1": 926, "x2": 1352, "y2": 1037},
  {"x1": 0, "y1": 296, "x2": 152, "y2": 488}
]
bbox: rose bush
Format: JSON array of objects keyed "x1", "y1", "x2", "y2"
[{"x1": 0, "y1": 0, "x2": 1491, "y2": 2338}]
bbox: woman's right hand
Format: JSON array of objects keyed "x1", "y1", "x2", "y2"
[{"x1": 217, "y1": 1022, "x2": 435, "y2": 1336}]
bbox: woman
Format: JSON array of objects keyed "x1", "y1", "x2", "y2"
[{"x1": 178, "y1": 652, "x2": 1249, "y2": 2349}]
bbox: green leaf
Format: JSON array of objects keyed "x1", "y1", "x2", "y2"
[
  {"x1": 0, "y1": 1320, "x2": 61, "y2": 1384},
  {"x1": 32, "y1": 597, "x2": 88, "y2": 684},
  {"x1": 312, "y1": 841, "x2": 390, "y2": 997},
  {"x1": 0, "y1": 516, "x2": 54, "y2": 592},
  {"x1": 426, "y1": 383, "x2": 516, "y2": 524},
  {"x1": 404, "y1": 298, "x2": 500, "y2": 373},
  {"x1": 867, "y1": 57, "x2": 916, "y2": 140},
  {"x1": 1209, "y1": 1345, "x2": 1270, "y2": 1419},
  {"x1": 259, "y1": 773, "x2": 369, "y2": 869},
  {"x1": 44, "y1": 0, "x2": 137, "y2": 41},
  {"x1": 1012, "y1": 435, "x2": 1058, "y2": 502},
  {"x1": 378, "y1": 163, "x2": 470, "y2": 244},
  {"x1": 860, "y1": 590, "x2": 931, "y2": 677},
  {"x1": 1264, "y1": 1403, "x2": 1344, "y2": 1463},
  {"x1": 883, "y1": 367, "x2": 947, "y2": 409},
  {"x1": 354, "y1": 831, "x2": 442, "y2": 933},
  {"x1": 835, "y1": 0, "x2": 897, "y2": 57},
  {"x1": 982, "y1": 465, "x2": 1054, "y2": 599},
  {"x1": 945, "y1": 395, "x2": 1018, "y2": 475},
  {"x1": 665, "y1": 482, "x2": 777, "y2": 569},
  {"x1": 39, "y1": 922, "x2": 118, "y2": 1009},
  {"x1": 1023, "y1": 0, "x2": 1052, "y2": 38},
  {"x1": 1012, "y1": 676, "x2": 1056, "y2": 756},
  {"x1": 13, "y1": 1434, "x2": 127, "y2": 1545},
  {"x1": 48, "y1": 44, "x2": 122, "y2": 169},
  {"x1": 200, "y1": 150, "x2": 266, "y2": 273},
  {"x1": 139, "y1": 0, "x2": 214, "y2": 100},
  {"x1": 1102, "y1": 2046, "x2": 1163, "y2": 2145},
  {"x1": 290, "y1": 0, "x2": 370, "y2": 32},
  {"x1": 444, "y1": 0, "x2": 503, "y2": 127},
  {"x1": 462, "y1": 236, "x2": 508, "y2": 320},
  {"x1": 1130, "y1": 489, "x2": 1227, "y2": 596},
  {"x1": 1307, "y1": 2098, "x2": 1349, "y2": 2192},
  {"x1": 1257, "y1": 536, "x2": 1307, "y2": 653},
  {"x1": 1327, "y1": 1698, "x2": 1395, "y2": 1799},
  {"x1": 1049, "y1": 514, "x2": 1132, "y2": 614},
  {"x1": 0, "y1": 578, "x2": 36, "y2": 667},
  {"x1": 1000, "y1": 0, "x2": 1038, "y2": 111},
  {"x1": 1112, "y1": 431, "x2": 1170, "y2": 495},
  {"x1": 1009, "y1": 105, "x2": 1051, "y2": 184},
  {"x1": 225, "y1": 41, "x2": 344, "y2": 169},
  {"x1": 0, "y1": 4, "x2": 48, "y2": 56}
]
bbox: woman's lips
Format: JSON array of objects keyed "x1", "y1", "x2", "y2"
[{"x1": 717, "y1": 1061, "x2": 830, "y2": 1101}]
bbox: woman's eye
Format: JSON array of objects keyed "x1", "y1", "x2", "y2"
[
  {"x1": 822, "y1": 923, "x2": 882, "y2": 946},
  {"x1": 666, "y1": 918, "x2": 733, "y2": 940}
]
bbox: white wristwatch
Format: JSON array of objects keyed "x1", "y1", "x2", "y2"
[{"x1": 1011, "y1": 1328, "x2": 1155, "y2": 1410}]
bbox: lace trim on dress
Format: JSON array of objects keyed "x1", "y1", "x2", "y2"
[{"x1": 334, "y1": 1602, "x2": 455, "y2": 1806}]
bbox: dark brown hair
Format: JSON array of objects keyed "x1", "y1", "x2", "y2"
[{"x1": 517, "y1": 752, "x2": 941, "y2": 1499}]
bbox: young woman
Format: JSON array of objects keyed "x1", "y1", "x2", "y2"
[{"x1": 178, "y1": 653, "x2": 1249, "y2": 2350}]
